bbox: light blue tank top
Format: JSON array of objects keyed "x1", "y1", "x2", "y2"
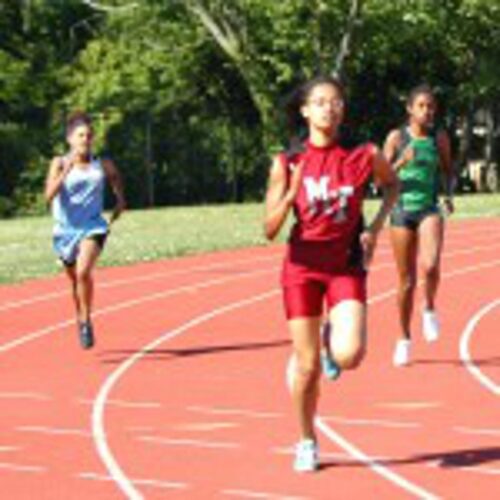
[{"x1": 52, "y1": 156, "x2": 108, "y2": 262}]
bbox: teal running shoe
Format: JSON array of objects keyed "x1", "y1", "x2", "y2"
[
  {"x1": 321, "y1": 351, "x2": 341, "y2": 380},
  {"x1": 320, "y1": 322, "x2": 341, "y2": 380}
]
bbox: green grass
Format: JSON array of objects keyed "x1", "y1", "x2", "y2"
[{"x1": 1, "y1": 193, "x2": 499, "y2": 285}]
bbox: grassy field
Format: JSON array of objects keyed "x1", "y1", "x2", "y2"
[{"x1": 0, "y1": 193, "x2": 499, "y2": 284}]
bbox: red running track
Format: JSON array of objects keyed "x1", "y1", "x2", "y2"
[{"x1": 0, "y1": 218, "x2": 499, "y2": 499}]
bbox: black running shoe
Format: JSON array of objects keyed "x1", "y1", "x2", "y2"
[{"x1": 79, "y1": 321, "x2": 95, "y2": 349}]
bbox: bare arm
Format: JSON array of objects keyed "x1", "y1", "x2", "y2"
[
  {"x1": 102, "y1": 158, "x2": 126, "y2": 223},
  {"x1": 369, "y1": 146, "x2": 400, "y2": 234},
  {"x1": 44, "y1": 156, "x2": 72, "y2": 203},
  {"x1": 361, "y1": 145, "x2": 400, "y2": 267},
  {"x1": 383, "y1": 129, "x2": 414, "y2": 172},
  {"x1": 436, "y1": 130, "x2": 454, "y2": 211},
  {"x1": 263, "y1": 156, "x2": 302, "y2": 241}
]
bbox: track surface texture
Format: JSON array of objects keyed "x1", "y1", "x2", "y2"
[{"x1": 1, "y1": 217, "x2": 499, "y2": 499}]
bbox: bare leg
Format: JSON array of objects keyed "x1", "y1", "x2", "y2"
[
  {"x1": 75, "y1": 238, "x2": 102, "y2": 323},
  {"x1": 288, "y1": 316, "x2": 321, "y2": 441},
  {"x1": 64, "y1": 264, "x2": 80, "y2": 320},
  {"x1": 328, "y1": 300, "x2": 366, "y2": 370},
  {"x1": 418, "y1": 214, "x2": 444, "y2": 311},
  {"x1": 390, "y1": 227, "x2": 418, "y2": 339}
]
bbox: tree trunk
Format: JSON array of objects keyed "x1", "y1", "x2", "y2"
[{"x1": 332, "y1": 0, "x2": 363, "y2": 80}]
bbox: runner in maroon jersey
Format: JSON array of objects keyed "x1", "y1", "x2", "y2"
[{"x1": 264, "y1": 76, "x2": 399, "y2": 472}]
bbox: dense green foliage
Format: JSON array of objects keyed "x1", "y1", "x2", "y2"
[{"x1": 1, "y1": 0, "x2": 499, "y2": 215}]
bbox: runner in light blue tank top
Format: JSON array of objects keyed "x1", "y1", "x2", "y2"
[
  {"x1": 45, "y1": 111, "x2": 126, "y2": 349},
  {"x1": 52, "y1": 156, "x2": 109, "y2": 264}
]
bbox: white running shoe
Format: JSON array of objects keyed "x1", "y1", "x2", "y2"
[
  {"x1": 393, "y1": 339, "x2": 411, "y2": 367},
  {"x1": 293, "y1": 438, "x2": 319, "y2": 472},
  {"x1": 286, "y1": 354, "x2": 297, "y2": 393},
  {"x1": 422, "y1": 309, "x2": 440, "y2": 342}
]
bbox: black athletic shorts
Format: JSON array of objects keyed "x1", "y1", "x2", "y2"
[
  {"x1": 390, "y1": 205, "x2": 441, "y2": 231},
  {"x1": 61, "y1": 232, "x2": 108, "y2": 268}
]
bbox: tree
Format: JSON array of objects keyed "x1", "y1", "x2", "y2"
[{"x1": 2, "y1": 0, "x2": 500, "y2": 214}]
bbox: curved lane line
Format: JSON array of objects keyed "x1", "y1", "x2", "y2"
[
  {"x1": 93, "y1": 279, "x2": 443, "y2": 499},
  {"x1": 0, "y1": 221, "x2": 498, "y2": 312},
  {"x1": 0, "y1": 254, "x2": 281, "y2": 312},
  {"x1": 93, "y1": 258, "x2": 499, "y2": 498},
  {"x1": 315, "y1": 419, "x2": 439, "y2": 500},
  {"x1": 4, "y1": 248, "x2": 500, "y2": 496},
  {"x1": 459, "y1": 298, "x2": 500, "y2": 396},
  {"x1": 92, "y1": 289, "x2": 278, "y2": 500},
  {"x1": 0, "y1": 260, "x2": 396, "y2": 353},
  {"x1": 2, "y1": 227, "x2": 498, "y2": 312},
  {"x1": 0, "y1": 268, "x2": 276, "y2": 353}
]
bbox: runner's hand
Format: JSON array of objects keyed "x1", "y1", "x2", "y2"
[
  {"x1": 360, "y1": 229, "x2": 377, "y2": 270},
  {"x1": 284, "y1": 161, "x2": 304, "y2": 205},
  {"x1": 61, "y1": 154, "x2": 76, "y2": 175},
  {"x1": 443, "y1": 197, "x2": 454, "y2": 216},
  {"x1": 395, "y1": 146, "x2": 415, "y2": 171},
  {"x1": 109, "y1": 198, "x2": 126, "y2": 225}
]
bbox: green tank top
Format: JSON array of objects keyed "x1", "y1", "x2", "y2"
[{"x1": 397, "y1": 128, "x2": 440, "y2": 212}]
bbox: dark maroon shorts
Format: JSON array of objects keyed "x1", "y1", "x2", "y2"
[{"x1": 281, "y1": 241, "x2": 366, "y2": 319}]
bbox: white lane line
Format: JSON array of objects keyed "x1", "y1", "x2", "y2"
[
  {"x1": 1, "y1": 233, "x2": 497, "y2": 313},
  {"x1": 78, "y1": 398, "x2": 162, "y2": 409},
  {"x1": 5, "y1": 249, "x2": 495, "y2": 356},
  {"x1": 0, "y1": 253, "x2": 281, "y2": 312},
  {"x1": 460, "y1": 466, "x2": 500, "y2": 476},
  {"x1": 312, "y1": 260, "x2": 500, "y2": 499},
  {"x1": 0, "y1": 267, "x2": 276, "y2": 353},
  {"x1": 222, "y1": 489, "x2": 310, "y2": 500},
  {"x1": 315, "y1": 418, "x2": 439, "y2": 500},
  {"x1": 187, "y1": 406, "x2": 283, "y2": 420},
  {"x1": 0, "y1": 462, "x2": 46, "y2": 473},
  {"x1": 78, "y1": 472, "x2": 188, "y2": 490},
  {"x1": 0, "y1": 392, "x2": 51, "y2": 401},
  {"x1": 0, "y1": 230, "x2": 494, "y2": 493},
  {"x1": 444, "y1": 224, "x2": 500, "y2": 238},
  {"x1": 376, "y1": 401, "x2": 442, "y2": 410},
  {"x1": 138, "y1": 436, "x2": 241, "y2": 449},
  {"x1": 17, "y1": 426, "x2": 91, "y2": 437},
  {"x1": 454, "y1": 426, "x2": 500, "y2": 437},
  {"x1": 321, "y1": 415, "x2": 421, "y2": 429},
  {"x1": 427, "y1": 461, "x2": 500, "y2": 476},
  {"x1": 441, "y1": 241, "x2": 500, "y2": 261},
  {"x1": 173, "y1": 422, "x2": 240, "y2": 431},
  {"x1": 310, "y1": 283, "x2": 445, "y2": 499},
  {"x1": 273, "y1": 446, "x2": 390, "y2": 463},
  {"x1": 0, "y1": 289, "x2": 66, "y2": 313},
  {"x1": 0, "y1": 259, "x2": 392, "y2": 360},
  {"x1": 93, "y1": 257, "x2": 500, "y2": 500},
  {"x1": 459, "y1": 298, "x2": 500, "y2": 396},
  {"x1": 0, "y1": 446, "x2": 21, "y2": 452},
  {"x1": 92, "y1": 289, "x2": 279, "y2": 500}
]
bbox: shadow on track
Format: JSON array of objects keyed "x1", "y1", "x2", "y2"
[{"x1": 99, "y1": 338, "x2": 291, "y2": 364}]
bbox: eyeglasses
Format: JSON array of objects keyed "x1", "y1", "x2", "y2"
[{"x1": 307, "y1": 98, "x2": 345, "y2": 110}]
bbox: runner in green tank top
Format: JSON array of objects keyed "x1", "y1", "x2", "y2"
[
  {"x1": 398, "y1": 131, "x2": 440, "y2": 212},
  {"x1": 383, "y1": 84, "x2": 454, "y2": 367}
]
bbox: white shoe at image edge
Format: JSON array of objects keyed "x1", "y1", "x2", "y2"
[
  {"x1": 393, "y1": 339, "x2": 411, "y2": 366},
  {"x1": 422, "y1": 309, "x2": 440, "y2": 342},
  {"x1": 294, "y1": 439, "x2": 319, "y2": 472}
]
